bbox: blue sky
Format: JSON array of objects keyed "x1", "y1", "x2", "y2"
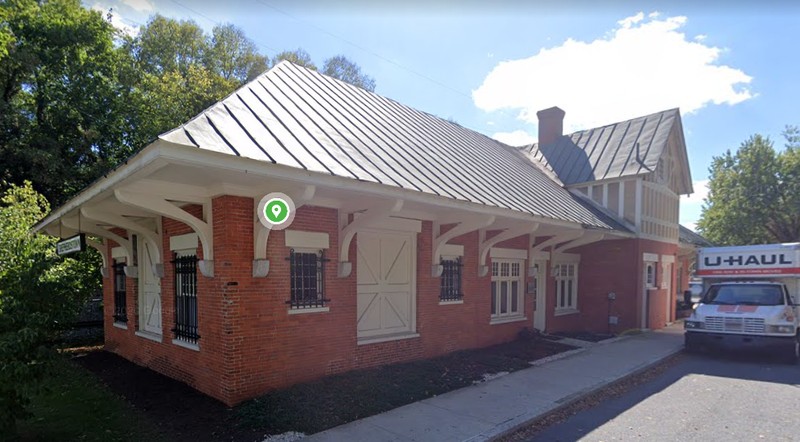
[{"x1": 85, "y1": 0, "x2": 800, "y2": 231}]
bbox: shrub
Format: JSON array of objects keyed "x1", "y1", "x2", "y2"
[{"x1": 0, "y1": 181, "x2": 100, "y2": 436}]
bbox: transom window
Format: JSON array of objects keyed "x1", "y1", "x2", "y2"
[
  {"x1": 440, "y1": 257, "x2": 463, "y2": 302},
  {"x1": 172, "y1": 252, "x2": 199, "y2": 344},
  {"x1": 112, "y1": 260, "x2": 127, "y2": 324},
  {"x1": 554, "y1": 263, "x2": 578, "y2": 310},
  {"x1": 288, "y1": 249, "x2": 328, "y2": 309},
  {"x1": 491, "y1": 260, "x2": 523, "y2": 319}
]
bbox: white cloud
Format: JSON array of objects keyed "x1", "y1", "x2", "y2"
[
  {"x1": 90, "y1": 2, "x2": 140, "y2": 36},
  {"x1": 492, "y1": 130, "x2": 536, "y2": 146},
  {"x1": 681, "y1": 179, "x2": 709, "y2": 204},
  {"x1": 473, "y1": 13, "x2": 754, "y2": 131},
  {"x1": 122, "y1": 0, "x2": 154, "y2": 13}
]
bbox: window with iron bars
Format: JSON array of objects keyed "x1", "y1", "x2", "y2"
[
  {"x1": 439, "y1": 257, "x2": 463, "y2": 301},
  {"x1": 112, "y1": 261, "x2": 128, "y2": 323},
  {"x1": 172, "y1": 253, "x2": 199, "y2": 344},
  {"x1": 287, "y1": 249, "x2": 329, "y2": 309}
]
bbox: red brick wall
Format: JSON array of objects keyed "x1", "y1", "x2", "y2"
[
  {"x1": 102, "y1": 195, "x2": 680, "y2": 406},
  {"x1": 102, "y1": 200, "x2": 536, "y2": 405},
  {"x1": 104, "y1": 203, "x2": 231, "y2": 403},
  {"x1": 541, "y1": 237, "x2": 678, "y2": 334}
]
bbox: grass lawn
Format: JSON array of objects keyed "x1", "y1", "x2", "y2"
[{"x1": 17, "y1": 350, "x2": 164, "y2": 442}]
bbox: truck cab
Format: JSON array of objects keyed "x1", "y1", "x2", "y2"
[
  {"x1": 687, "y1": 243, "x2": 800, "y2": 363},
  {"x1": 685, "y1": 281, "x2": 800, "y2": 362}
]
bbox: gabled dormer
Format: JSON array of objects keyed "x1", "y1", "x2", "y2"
[{"x1": 518, "y1": 107, "x2": 693, "y2": 244}]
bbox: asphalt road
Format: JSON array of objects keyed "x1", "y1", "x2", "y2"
[{"x1": 530, "y1": 351, "x2": 800, "y2": 441}]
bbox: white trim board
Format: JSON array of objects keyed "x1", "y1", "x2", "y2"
[
  {"x1": 285, "y1": 230, "x2": 330, "y2": 249},
  {"x1": 170, "y1": 233, "x2": 198, "y2": 251},
  {"x1": 490, "y1": 247, "x2": 527, "y2": 260}
]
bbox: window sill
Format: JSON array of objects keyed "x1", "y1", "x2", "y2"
[
  {"x1": 439, "y1": 299, "x2": 464, "y2": 305},
  {"x1": 112, "y1": 322, "x2": 128, "y2": 330},
  {"x1": 288, "y1": 306, "x2": 330, "y2": 315},
  {"x1": 172, "y1": 338, "x2": 200, "y2": 352},
  {"x1": 490, "y1": 315, "x2": 527, "y2": 325},
  {"x1": 554, "y1": 308, "x2": 580, "y2": 317},
  {"x1": 135, "y1": 330, "x2": 163, "y2": 343},
  {"x1": 358, "y1": 332, "x2": 420, "y2": 346}
]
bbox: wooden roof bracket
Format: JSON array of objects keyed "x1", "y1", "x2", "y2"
[
  {"x1": 252, "y1": 185, "x2": 316, "y2": 278},
  {"x1": 553, "y1": 231, "x2": 606, "y2": 253},
  {"x1": 431, "y1": 215, "x2": 495, "y2": 277},
  {"x1": 477, "y1": 223, "x2": 539, "y2": 277},
  {"x1": 80, "y1": 207, "x2": 164, "y2": 278},
  {"x1": 61, "y1": 215, "x2": 134, "y2": 278},
  {"x1": 337, "y1": 199, "x2": 404, "y2": 278},
  {"x1": 114, "y1": 189, "x2": 212, "y2": 277},
  {"x1": 86, "y1": 238, "x2": 109, "y2": 277},
  {"x1": 531, "y1": 230, "x2": 585, "y2": 254}
]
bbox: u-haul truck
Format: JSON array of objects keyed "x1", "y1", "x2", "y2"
[{"x1": 685, "y1": 243, "x2": 800, "y2": 363}]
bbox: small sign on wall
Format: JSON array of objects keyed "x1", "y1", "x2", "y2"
[{"x1": 56, "y1": 233, "x2": 86, "y2": 256}]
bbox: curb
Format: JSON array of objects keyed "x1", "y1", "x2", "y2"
[
  {"x1": 474, "y1": 344, "x2": 685, "y2": 442},
  {"x1": 529, "y1": 347, "x2": 586, "y2": 366}
]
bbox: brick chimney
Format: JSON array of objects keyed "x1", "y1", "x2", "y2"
[{"x1": 536, "y1": 106, "x2": 565, "y2": 145}]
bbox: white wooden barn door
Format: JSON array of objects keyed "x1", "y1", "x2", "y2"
[
  {"x1": 139, "y1": 239, "x2": 162, "y2": 335},
  {"x1": 356, "y1": 230, "x2": 416, "y2": 340}
]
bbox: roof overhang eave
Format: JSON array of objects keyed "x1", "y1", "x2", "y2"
[
  {"x1": 32, "y1": 139, "x2": 172, "y2": 233},
  {"x1": 35, "y1": 141, "x2": 629, "y2": 236}
]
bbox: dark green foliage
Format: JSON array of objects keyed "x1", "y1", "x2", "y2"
[{"x1": 0, "y1": 182, "x2": 100, "y2": 437}]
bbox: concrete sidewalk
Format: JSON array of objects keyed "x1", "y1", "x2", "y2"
[{"x1": 304, "y1": 322, "x2": 685, "y2": 442}]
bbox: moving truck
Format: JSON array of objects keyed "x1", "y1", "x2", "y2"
[{"x1": 685, "y1": 243, "x2": 800, "y2": 363}]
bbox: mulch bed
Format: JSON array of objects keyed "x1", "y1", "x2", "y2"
[{"x1": 73, "y1": 335, "x2": 574, "y2": 441}]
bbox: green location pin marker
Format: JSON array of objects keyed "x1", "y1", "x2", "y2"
[{"x1": 265, "y1": 198, "x2": 289, "y2": 224}]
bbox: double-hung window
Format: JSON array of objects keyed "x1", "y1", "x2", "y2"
[
  {"x1": 491, "y1": 260, "x2": 523, "y2": 320},
  {"x1": 112, "y1": 260, "x2": 128, "y2": 324},
  {"x1": 440, "y1": 257, "x2": 463, "y2": 302},
  {"x1": 172, "y1": 252, "x2": 199, "y2": 345},
  {"x1": 554, "y1": 263, "x2": 578, "y2": 311},
  {"x1": 288, "y1": 248, "x2": 328, "y2": 309}
]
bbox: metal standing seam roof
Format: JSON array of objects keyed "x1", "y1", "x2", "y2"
[
  {"x1": 679, "y1": 225, "x2": 714, "y2": 247},
  {"x1": 519, "y1": 108, "x2": 680, "y2": 186},
  {"x1": 159, "y1": 61, "x2": 628, "y2": 231}
]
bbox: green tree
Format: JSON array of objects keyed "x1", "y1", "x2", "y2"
[
  {"x1": 0, "y1": 181, "x2": 100, "y2": 436},
  {"x1": 0, "y1": 0, "x2": 131, "y2": 206},
  {"x1": 322, "y1": 54, "x2": 376, "y2": 91},
  {"x1": 272, "y1": 47, "x2": 317, "y2": 70},
  {"x1": 698, "y1": 132, "x2": 800, "y2": 245},
  {"x1": 209, "y1": 23, "x2": 268, "y2": 82}
]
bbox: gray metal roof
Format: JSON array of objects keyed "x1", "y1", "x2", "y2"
[
  {"x1": 160, "y1": 61, "x2": 627, "y2": 231},
  {"x1": 679, "y1": 225, "x2": 713, "y2": 247},
  {"x1": 520, "y1": 109, "x2": 679, "y2": 186}
]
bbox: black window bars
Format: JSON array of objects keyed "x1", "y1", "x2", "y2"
[
  {"x1": 112, "y1": 262, "x2": 128, "y2": 323},
  {"x1": 287, "y1": 249, "x2": 329, "y2": 309},
  {"x1": 440, "y1": 257, "x2": 463, "y2": 301},
  {"x1": 172, "y1": 254, "x2": 200, "y2": 344}
]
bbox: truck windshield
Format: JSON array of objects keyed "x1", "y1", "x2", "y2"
[{"x1": 703, "y1": 284, "x2": 785, "y2": 306}]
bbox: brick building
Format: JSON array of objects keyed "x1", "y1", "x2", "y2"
[{"x1": 35, "y1": 62, "x2": 695, "y2": 405}]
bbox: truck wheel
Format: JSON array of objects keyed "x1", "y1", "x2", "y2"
[
  {"x1": 684, "y1": 335, "x2": 698, "y2": 354},
  {"x1": 784, "y1": 332, "x2": 800, "y2": 365}
]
